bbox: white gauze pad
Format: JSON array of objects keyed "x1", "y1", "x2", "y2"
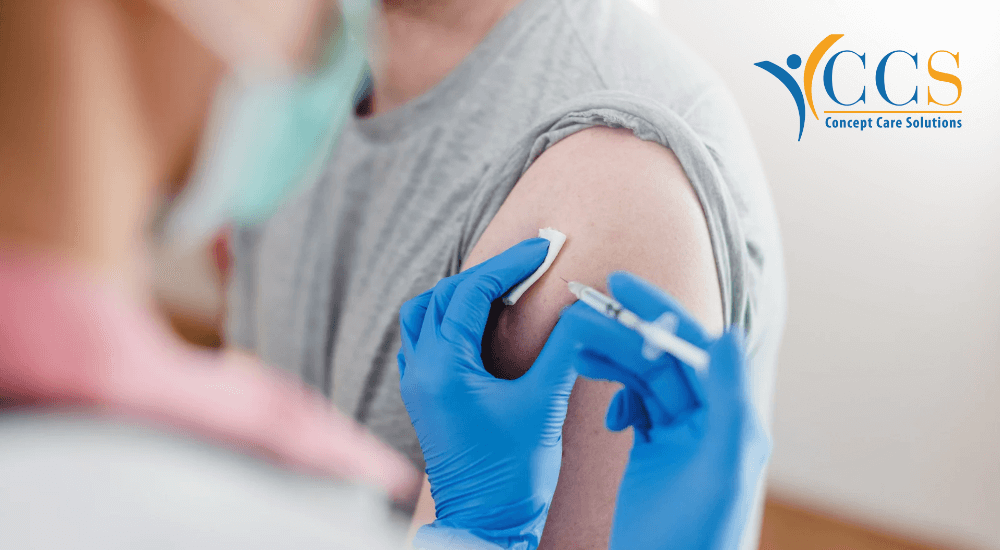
[{"x1": 503, "y1": 227, "x2": 567, "y2": 306}]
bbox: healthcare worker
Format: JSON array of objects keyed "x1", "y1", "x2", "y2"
[
  {"x1": 0, "y1": 0, "x2": 419, "y2": 546},
  {"x1": 0, "y1": 0, "x2": 768, "y2": 548}
]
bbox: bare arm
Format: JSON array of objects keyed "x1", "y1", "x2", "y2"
[{"x1": 410, "y1": 126, "x2": 724, "y2": 548}]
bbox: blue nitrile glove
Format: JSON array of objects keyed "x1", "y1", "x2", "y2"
[
  {"x1": 399, "y1": 238, "x2": 579, "y2": 550},
  {"x1": 559, "y1": 272, "x2": 771, "y2": 550}
]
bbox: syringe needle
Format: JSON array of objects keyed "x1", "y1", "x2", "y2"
[{"x1": 564, "y1": 280, "x2": 709, "y2": 370}]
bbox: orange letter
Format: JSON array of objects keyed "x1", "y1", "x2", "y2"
[{"x1": 927, "y1": 50, "x2": 961, "y2": 106}]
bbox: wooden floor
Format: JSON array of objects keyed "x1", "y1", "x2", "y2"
[{"x1": 759, "y1": 498, "x2": 966, "y2": 550}]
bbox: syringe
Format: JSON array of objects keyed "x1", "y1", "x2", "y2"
[{"x1": 567, "y1": 281, "x2": 709, "y2": 371}]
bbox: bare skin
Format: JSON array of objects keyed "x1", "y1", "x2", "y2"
[
  {"x1": 409, "y1": 126, "x2": 725, "y2": 547},
  {"x1": 367, "y1": 0, "x2": 524, "y2": 114},
  {"x1": 0, "y1": 0, "x2": 223, "y2": 290}
]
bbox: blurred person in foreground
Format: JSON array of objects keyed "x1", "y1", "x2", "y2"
[
  {"x1": 0, "y1": 0, "x2": 419, "y2": 546},
  {"x1": 222, "y1": 0, "x2": 786, "y2": 547}
]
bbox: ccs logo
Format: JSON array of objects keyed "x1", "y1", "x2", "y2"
[{"x1": 755, "y1": 34, "x2": 963, "y2": 140}]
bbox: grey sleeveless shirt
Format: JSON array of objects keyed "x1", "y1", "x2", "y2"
[{"x1": 228, "y1": 0, "x2": 785, "y2": 478}]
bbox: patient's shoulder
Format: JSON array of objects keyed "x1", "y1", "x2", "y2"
[
  {"x1": 467, "y1": 126, "x2": 724, "y2": 377},
  {"x1": 510, "y1": 126, "x2": 707, "y2": 238}
]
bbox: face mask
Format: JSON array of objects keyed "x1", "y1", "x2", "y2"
[{"x1": 158, "y1": 0, "x2": 372, "y2": 246}]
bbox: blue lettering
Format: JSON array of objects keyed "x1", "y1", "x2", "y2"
[
  {"x1": 876, "y1": 50, "x2": 919, "y2": 106},
  {"x1": 823, "y1": 50, "x2": 867, "y2": 106}
]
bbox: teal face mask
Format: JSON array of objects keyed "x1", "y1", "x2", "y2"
[{"x1": 161, "y1": 0, "x2": 371, "y2": 245}]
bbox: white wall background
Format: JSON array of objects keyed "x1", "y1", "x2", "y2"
[{"x1": 649, "y1": 1, "x2": 1000, "y2": 548}]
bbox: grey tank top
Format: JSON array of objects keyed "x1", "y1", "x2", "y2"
[{"x1": 229, "y1": 0, "x2": 785, "y2": 483}]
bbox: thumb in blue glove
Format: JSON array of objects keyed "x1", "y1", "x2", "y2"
[
  {"x1": 558, "y1": 272, "x2": 771, "y2": 550},
  {"x1": 399, "y1": 238, "x2": 579, "y2": 550}
]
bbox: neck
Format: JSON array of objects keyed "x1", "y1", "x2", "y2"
[
  {"x1": 368, "y1": 0, "x2": 524, "y2": 113},
  {"x1": 0, "y1": 0, "x2": 158, "y2": 290}
]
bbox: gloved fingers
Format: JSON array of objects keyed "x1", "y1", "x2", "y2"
[
  {"x1": 584, "y1": 345, "x2": 701, "y2": 428},
  {"x1": 703, "y1": 329, "x2": 749, "y2": 407},
  {"x1": 557, "y1": 302, "x2": 659, "y2": 380},
  {"x1": 702, "y1": 329, "x2": 772, "y2": 471},
  {"x1": 420, "y1": 269, "x2": 478, "y2": 344},
  {"x1": 557, "y1": 302, "x2": 701, "y2": 425},
  {"x1": 606, "y1": 271, "x2": 712, "y2": 348},
  {"x1": 440, "y1": 238, "x2": 549, "y2": 348},
  {"x1": 396, "y1": 349, "x2": 408, "y2": 381},
  {"x1": 606, "y1": 387, "x2": 651, "y2": 435},
  {"x1": 459, "y1": 237, "x2": 549, "y2": 274},
  {"x1": 399, "y1": 289, "x2": 434, "y2": 372},
  {"x1": 606, "y1": 388, "x2": 630, "y2": 431}
]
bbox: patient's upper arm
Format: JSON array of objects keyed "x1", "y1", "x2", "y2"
[
  {"x1": 467, "y1": 126, "x2": 723, "y2": 377},
  {"x1": 462, "y1": 126, "x2": 724, "y2": 548}
]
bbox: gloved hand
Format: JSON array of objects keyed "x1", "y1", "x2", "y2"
[
  {"x1": 399, "y1": 238, "x2": 578, "y2": 550},
  {"x1": 559, "y1": 272, "x2": 771, "y2": 550}
]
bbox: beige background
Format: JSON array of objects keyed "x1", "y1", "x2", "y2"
[{"x1": 650, "y1": 1, "x2": 1000, "y2": 548}]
